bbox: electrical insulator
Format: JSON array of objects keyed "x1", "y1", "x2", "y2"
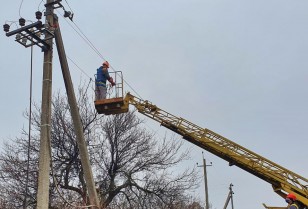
[
  {"x1": 19, "y1": 18, "x2": 26, "y2": 26},
  {"x1": 16, "y1": 33, "x2": 21, "y2": 40},
  {"x1": 3, "y1": 23, "x2": 10, "y2": 32},
  {"x1": 35, "y1": 11, "x2": 42, "y2": 20},
  {"x1": 64, "y1": 11, "x2": 71, "y2": 18},
  {"x1": 22, "y1": 37, "x2": 27, "y2": 44}
]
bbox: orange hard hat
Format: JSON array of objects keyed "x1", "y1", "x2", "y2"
[
  {"x1": 286, "y1": 193, "x2": 296, "y2": 201},
  {"x1": 102, "y1": 61, "x2": 110, "y2": 68}
]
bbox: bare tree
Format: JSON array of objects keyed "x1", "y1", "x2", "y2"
[{"x1": 0, "y1": 82, "x2": 200, "y2": 208}]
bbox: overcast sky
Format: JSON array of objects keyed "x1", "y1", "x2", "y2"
[{"x1": 1, "y1": 1, "x2": 308, "y2": 208}]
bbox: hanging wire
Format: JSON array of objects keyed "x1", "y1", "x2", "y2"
[
  {"x1": 38, "y1": 0, "x2": 44, "y2": 10},
  {"x1": 18, "y1": 0, "x2": 34, "y2": 24},
  {"x1": 25, "y1": 20, "x2": 34, "y2": 24},
  {"x1": 23, "y1": 44, "x2": 34, "y2": 209},
  {"x1": 80, "y1": 78, "x2": 93, "y2": 102},
  {"x1": 38, "y1": 0, "x2": 46, "y2": 13},
  {"x1": 19, "y1": 0, "x2": 25, "y2": 17},
  {"x1": 5, "y1": 21, "x2": 19, "y2": 28}
]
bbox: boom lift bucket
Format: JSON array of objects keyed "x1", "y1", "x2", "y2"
[{"x1": 94, "y1": 71, "x2": 129, "y2": 115}]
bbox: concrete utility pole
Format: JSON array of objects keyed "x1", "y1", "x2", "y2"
[
  {"x1": 223, "y1": 184, "x2": 235, "y2": 209},
  {"x1": 53, "y1": 16, "x2": 100, "y2": 208},
  {"x1": 197, "y1": 152, "x2": 212, "y2": 209},
  {"x1": 4, "y1": 1, "x2": 100, "y2": 208},
  {"x1": 36, "y1": 0, "x2": 54, "y2": 208}
]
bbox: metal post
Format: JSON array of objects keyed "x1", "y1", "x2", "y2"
[
  {"x1": 36, "y1": 0, "x2": 54, "y2": 208},
  {"x1": 53, "y1": 17, "x2": 100, "y2": 209},
  {"x1": 197, "y1": 152, "x2": 212, "y2": 209}
]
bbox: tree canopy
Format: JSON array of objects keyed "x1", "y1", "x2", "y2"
[{"x1": 0, "y1": 83, "x2": 202, "y2": 209}]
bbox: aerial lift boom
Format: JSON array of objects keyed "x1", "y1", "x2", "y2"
[{"x1": 95, "y1": 92, "x2": 308, "y2": 208}]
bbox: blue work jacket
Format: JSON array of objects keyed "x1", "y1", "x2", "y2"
[{"x1": 96, "y1": 66, "x2": 110, "y2": 87}]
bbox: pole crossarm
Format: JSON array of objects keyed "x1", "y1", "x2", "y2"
[
  {"x1": 124, "y1": 92, "x2": 308, "y2": 206},
  {"x1": 5, "y1": 21, "x2": 53, "y2": 51}
]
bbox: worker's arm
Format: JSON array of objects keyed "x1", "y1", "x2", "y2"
[
  {"x1": 106, "y1": 70, "x2": 115, "y2": 86},
  {"x1": 103, "y1": 69, "x2": 115, "y2": 86}
]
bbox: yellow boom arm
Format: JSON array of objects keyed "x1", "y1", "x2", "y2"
[{"x1": 122, "y1": 93, "x2": 308, "y2": 207}]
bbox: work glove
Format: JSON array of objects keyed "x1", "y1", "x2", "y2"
[{"x1": 108, "y1": 77, "x2": 116, "y2": 87}]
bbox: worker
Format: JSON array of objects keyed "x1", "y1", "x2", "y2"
[
  {"x1": 95, "y1": 61, "x2": 115, "y2": 100},
  {"x1": 285, "y1": 193, "x2": 299, "y2": 209}
]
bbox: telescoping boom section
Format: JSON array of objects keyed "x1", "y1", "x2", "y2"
[{"x1": 96, "y1": 92, "x2": 308, "y2": 207}]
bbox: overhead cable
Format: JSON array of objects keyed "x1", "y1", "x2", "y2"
[
  {"x1": 56, "y1": 10, "x2": 143, "y2": 99},
  {"x1": 23, "y1": 44, "x2": 34, "y2": 209},
  {"x1": 38, "y1": 0, "x2": 45, "y2": 11},
  {"x1": 19, "y1": 0, "x2": 25, "y2": 17}
]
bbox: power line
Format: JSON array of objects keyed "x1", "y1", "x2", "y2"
[
  {"x1": 71, "y1": 21, "x2": 106, "y2": 60},
  {"x1": 52, "y1": 42, "x2": 93, "y2": 80},
  {"x1": 56, "y1": 10, "x2": 143, "y2": 99},
  {"x1": 38, "y1": 0, "x2": 45, "y2": 11},
  {"x1": 5, "y1": 21, "x2": 19, "y2": 28},
  {"x1": 23, "y1": 44, "x2": 34, "y2": 209},
  {"x1": 19, "y1": 0, "x2": 25, "y2": 17},
  {"x1": 55, "y1": 10, "x2": 102, "y2": 58},
  {"x1": 67, "y1": 55, "x2": 92, "y2": 80},
  {"x1": 67, "y1": 20, "x2": 141, "y2": 95}
]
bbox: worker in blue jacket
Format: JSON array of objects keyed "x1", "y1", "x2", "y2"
[
  {"x1": 95, "y1": 61, "x2": 115, "y2": 100},
  {"x1": 285, "y1": 193, "x2": 299, "y2": 209}
]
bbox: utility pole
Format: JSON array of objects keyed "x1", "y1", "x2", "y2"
[
  {"x1": 197, "y1": 152, "x2": 212, "y2": 209},
  {"x1": 53, "y1": 16, "x2": 100, "y2": 208},
  {"x1": 4, "y1": 4, "x2": 54, "y2": 209},
  {"x1": 36, "y1": 0, "x2": 55, "y2": 208},
  {"x1": 223, "y1": 184, "x2": 235, "y2": 209},
  {"x1": 4, "y1": 1, "x2": 100, "y2": 208}
]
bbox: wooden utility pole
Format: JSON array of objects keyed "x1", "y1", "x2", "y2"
[
  {"x1": 53, "y1": 16, "x2": 100, "y2": 208},
  {"x1": 36, "y1": 0, "x2": 54, "y2": 208}
]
